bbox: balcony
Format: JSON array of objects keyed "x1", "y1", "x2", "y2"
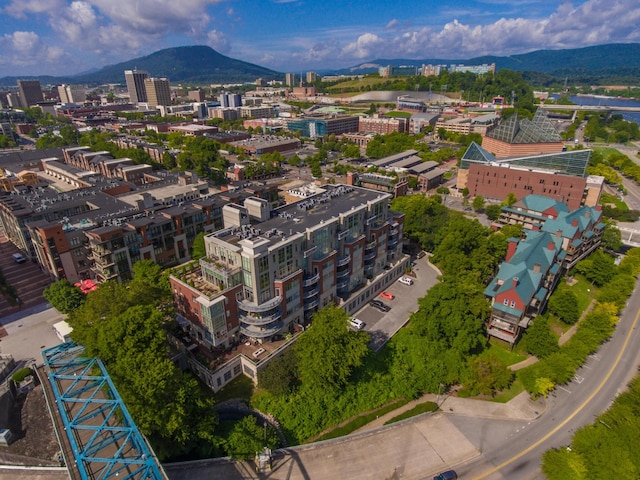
[
  {"x1": 303, "y1": 272, "x2": 320, "y2": 287},
  {"x1": 336, "y1": 278, "x2": 349, "y2": 290},
  {"x1": 303, "y1": 298, "x2": 319, "y2": 311},
  {"x1": 388, "y1": 237, "x2": 399, "y2": 247},
  {"x1": 238, "y1": 295, "x2": 283, "y2": 313},
  {"x1": 337, "y1": 254, "x2": 351, "y2": 267},
  {"x1": 240, "y1": 322, "x2": 283, "y2": 339},
  {"x1": 303, "y1": 286, "x2": 320, "y2": 299},
  {"x1": 337, "y1": 268, "x2": 349, "y2": 278},
  {"x1": 239, "y1": 310, "x2": 282, "y2": 326},
  {"x1": 364, "y1": 250, "x2": 376, "y2": 262}
]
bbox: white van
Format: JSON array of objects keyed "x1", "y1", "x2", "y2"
[
  {"x1": 349, "y1": 318, "x2": 365, "y2": 330},
  {"x1": 399, "y1": 276, "x2": 414, "y2": 286}
]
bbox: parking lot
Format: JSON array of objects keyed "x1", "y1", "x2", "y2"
[{"x1": 352, "y1": 254, "x2": 441, "y2": 351}]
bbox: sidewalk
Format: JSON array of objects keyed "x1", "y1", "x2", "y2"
[{"x1": 353, "y1": 390, "x2": 545, "y2": 434}]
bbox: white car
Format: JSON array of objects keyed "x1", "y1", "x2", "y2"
[
  {"x1": 399, "y1": 276, "x2": 414, "y2": 286},
  {"x1": 349, "y1": 318, "x2": 365, "y2": 330}
]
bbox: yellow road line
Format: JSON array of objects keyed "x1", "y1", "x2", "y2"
[{"x1": 473, "y1": 305, "x2": 640, "y2": 480}]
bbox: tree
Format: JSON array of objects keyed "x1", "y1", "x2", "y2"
[
  {"x1": 43, "y1": 279, "x2": 85, "y2": 313},
  {"x1": 548, "y1": 289, "x2": 580, "y2": 324},
  {"x1": 464, "y1": 353, "x2": 514, "y2": 396},
  {"x1": 522, "y1": 316, "x2": 559, "y2": 358},
  {"x1": 574, "y1": 250, "x2": 616, "y2": 287},
  {"x1": 310, "y1": 160, "x2": 322, "y2": 179},
  {"x1": 258, "y1": 348, "x2": 299, "y2": 396},
  {"x1": 224, "y1": 416, "x2": 279, "y2": 459},
  {"x1": 295, "y1": 305, "x2": 369, "y2": 390},
  {"x1": 192, "y1": 232, "x2": 206, "y2": 260},
  {"x1": 601, "y1": 221, "x2": 623, "y2": 252},
  {"x1": 472, "y1": 196, "x2": 485, "y2": 212},
  {"x1": 128, "y1": 260, "x2": 171, "y2": 306},
  {"x1": 501, "y1": 192, "x2": 518, "y2": 207},
  {"x1": 485, "y1": 204, "x2": 502, "y2": 220}
]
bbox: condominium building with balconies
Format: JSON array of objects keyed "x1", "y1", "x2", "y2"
[{"x1": 170, "y1": 184, "x2": 406, "y2": 355}]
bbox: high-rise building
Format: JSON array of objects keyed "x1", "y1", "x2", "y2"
[
  {"x1": 188, "y1": 90, "x2": 205, "y2": 102},
  {"x1": 17, "y1": 80, "x2": 43, "y2": 108},
  {"x1": 144, "y1": 77, "x2": 171, "y2": 107},
  {"x1": 58, "y1": 84, "x2": 86, "y2": 104},
  {"x1": 124, "y1": 70, "x2": 149, "y2": 104},
  {"x1": 285, "y1": 73, "x2": 296, "y2": 86},
  {"x1": 306, "y1": 72, "x2": 317, "y2": 83},
  {"x1": 219, "y1": 93, "x2": 242, "y2": 108}
]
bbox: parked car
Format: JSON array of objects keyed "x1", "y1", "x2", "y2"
[
  {"x1": 12, "y1": 253, "x2": 26, "y2": 263},
  {"x1": 349, "y1": 318, "x2": 365, "y2": 330},
  {"x1": 433, "y1": 470, "x2": 457, "y2": 480},
  {"x1": 369, "y1": 299, "x2": 390, "y2": 312},
  {"x1": 399, "y1": 276, "x2": 414, "y2": 286},
  {"x1": 380, "y1": 291, "x2": 395, "y2": 300}
]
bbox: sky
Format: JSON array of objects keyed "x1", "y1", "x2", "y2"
[{"x1": 1, "y1": 0, "x2": 639, "y2": 78}]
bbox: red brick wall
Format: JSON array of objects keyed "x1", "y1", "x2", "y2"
[{"x1": 468, "y1": 164, "x2": 586, "y2": 210}]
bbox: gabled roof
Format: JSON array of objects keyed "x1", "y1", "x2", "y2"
[
  {"x1": 541, "y1": 205, "x2": 603, "y2": 239},
  {"x1": 485, "y1": 230, "x2": 562, "y2": 307},
  {"x1": 513, "y1": 194, "x2": 569, "y2": 216}
]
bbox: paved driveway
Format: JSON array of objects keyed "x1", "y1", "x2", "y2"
[{"x1": 355, "y1": 255, "x2": 441, "y2": 351}]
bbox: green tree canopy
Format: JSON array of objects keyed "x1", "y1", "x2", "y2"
[
  {"x1": 295, "y1": 305, "x2": 370, "y2": 390},
  {"x1": 43, "y1": 279, "x2": 85, "y2": 313}
]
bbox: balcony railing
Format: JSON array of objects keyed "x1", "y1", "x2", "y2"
[
  {"x1": 337, "y1": 268, "x2": 349, "y2": 278},
  {"x1": 237, "y1": 296, "x2": 283, "y2": 313},
  {"x1": 302, "y1": 272, "x2": 320, "y2": 287},
  {"x1": 303, "y1": 286, "x2": 320, "y2": 299},
  {"x1": 337, "y1": 278, "x2": 349, "y2": 290},
  {"x1": 240, "y1": 322, "x2": 283, "y2": 339},
  {"x1": 337, "y1": 254, "x2": 351, "y2": 267},
  {"x1": 364, "y1": 251, "x2": 376, "y2": 262},
  {"x1": 239, "y1": 311, "x2": 282, "y2": 326},
  {"x1": 303, "y1": 298, "x2": 319, "y2": 311}
]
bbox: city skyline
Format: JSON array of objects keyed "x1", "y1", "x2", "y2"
[{"x1": 0, "y1": 0, "x2": 639, "y2": 78}]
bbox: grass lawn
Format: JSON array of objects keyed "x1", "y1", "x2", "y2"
[
  {"x1": 600, "y1": 192, "x2": 628, "y2": 211},
  {"x1": 326, "y1": 77, "x2": 389, "y2": 92},
  {"x1": 385, "y1": 111, "x2": 412, "y2": 118},
  {"x1": 491, "y1": 379, "x2": 525, "y2": 403},
  {"x1": 483, "y1": 338, "x2": 528, "y2": 366},
  {"x1": 384, "y1": 402, "x2": 438, "y2": 425},
  {"x1": 565, "y1": 273, "x2": 597, "y2": 313},
  {"x1": 313, "y1": 398, "x2": 411, "y2": 442},
  {"x1": 215, "y1": 375, "x2": 255, "y2": 404}
]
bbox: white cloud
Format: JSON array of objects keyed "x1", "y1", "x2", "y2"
[
  {"x1": 207, "y1": 29, "x2": 230, "y2": 53},
  {"x1": 3, "y1": 0, "x2": 64, "y2": 19},
  {"x1": 0, "y1": 31, "x2": 68, "y2": 70}
]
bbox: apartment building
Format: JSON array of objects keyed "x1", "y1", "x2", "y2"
[
  {"x1": 359, "y1": 115, "x2": 409, "y2": 135},
  {"x1": 144, "y1": 78, "x2": 171, "y2": 108},
  {"x1": 170, "y1": 185, "x2": 406, "y2": 377},
  {"x1": 285, "y1": 114, "x2": 359, "y2": 139},
  {"x1": 17, "y1": 80, "x2": 43, "y2": 108},
  {"x1": 124, "y1": 70, "x2": 148, "y2": 104},
  {"x1": 484, "y1": 196, "x2": 604, "y2": 345}
]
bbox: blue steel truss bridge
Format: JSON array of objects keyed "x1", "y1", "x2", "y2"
[{"x1": 38, "y1": 341, "x2": 169, "y2": 480}]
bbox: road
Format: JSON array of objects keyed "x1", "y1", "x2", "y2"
[{"x1": 445, "y1": 275, "x2": 640, "y2": 480}]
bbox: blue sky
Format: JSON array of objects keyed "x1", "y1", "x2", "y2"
[{"x1": 1, "y1": 0, "x2": 639, "y2": 77}]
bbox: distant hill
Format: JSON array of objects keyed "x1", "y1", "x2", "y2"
[
  {"x1": 340, "y1": 43, "x2": 640, "y2": 80},
  {"x1": 0, "y1": 46, "x2": 281, "y2": 87}
]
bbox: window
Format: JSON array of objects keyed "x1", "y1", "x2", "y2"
[
  {"x1": 223, "y1": 371, "x2": 232, "y2": 381},
  {"x1": 233, "y1": 365, "x2": 241, "y2": 375},
  {"x1": 510, "y1": 300, "x2": 516, "y2": 308},
  {"x1": 503, "y1": 299, "x2": 509, "y2": 305}
]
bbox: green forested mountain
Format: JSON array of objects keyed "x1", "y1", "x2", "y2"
[
  {"x1": 0, "y1": 45, "x2": 281, "y2": 87},
  {"x1": 342, "y1": 43, "x2": 640, "y2": 82}
]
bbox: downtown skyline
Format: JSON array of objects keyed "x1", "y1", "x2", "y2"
[{"x1": 1, "y1": 0, "x2": 639, "y2": 78}]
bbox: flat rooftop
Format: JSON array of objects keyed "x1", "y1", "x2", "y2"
[{"x1": 216, "y1": 184, "x2": 390, "y2": 247}]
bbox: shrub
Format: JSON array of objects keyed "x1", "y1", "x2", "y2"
[{"x1": 12, "y1": 367, "x2": 33, "y2": 383}]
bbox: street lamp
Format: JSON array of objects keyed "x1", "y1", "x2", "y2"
[{"x1": 436, "y1": 383, "x2": 445, "y2": 407}]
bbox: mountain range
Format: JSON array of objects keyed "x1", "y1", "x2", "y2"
[
  {"x1": 1, "y1": 43, "x2": 639, "y2": 87},
  {"x1": 339, "y1": 43, "x2": 640, "y2": 77}
]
